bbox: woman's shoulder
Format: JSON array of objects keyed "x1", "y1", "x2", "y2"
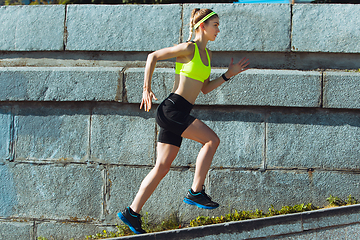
[
  {"x1": 177, "y1": 41, "x2": 196, "y2": 52},
  {"x1": 172, "y1": 42, "x2": 196, "y2": 58}
]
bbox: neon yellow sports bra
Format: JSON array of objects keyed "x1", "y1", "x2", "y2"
[{"x1": 175, "y1": 42, "x2": 211, "y2": 83}]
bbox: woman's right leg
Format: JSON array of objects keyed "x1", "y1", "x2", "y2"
[{"x1": 130, "y1": 142, "x2": 180, "y2": 213}]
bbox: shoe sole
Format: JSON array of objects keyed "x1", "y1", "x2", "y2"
[
  {"x1": 183, "y1": 198, "x2": 219, "y2": 209},
  {"x1": 117, "y1": 212, "x2": 144, "y2": 235}
]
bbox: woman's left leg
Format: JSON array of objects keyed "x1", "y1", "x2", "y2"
[{"x1": 181, "y1": 119, "x2": 220, "y2": 192}]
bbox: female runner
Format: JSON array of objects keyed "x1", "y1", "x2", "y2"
[{"x1": 118, "y1": 8, "x2": 249, "y2": 234}]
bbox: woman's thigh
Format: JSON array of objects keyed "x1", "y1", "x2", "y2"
[
  {"x1": 181, "y1": 119, "x2": 219, "y2": 145},
  {"x1": 155, "y1": 142, "x2": 180, "y2": 169}
]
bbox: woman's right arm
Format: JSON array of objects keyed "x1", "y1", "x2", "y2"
[
  {"x1": 140, "y1": 43, "x2": 193, "y2": 112},
  {"x1": 140, "y1": 52, "x2": 158, "y2": 112}
]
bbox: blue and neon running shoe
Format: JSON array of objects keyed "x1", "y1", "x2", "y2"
[
  {"x1": 183, "y1": 185, "x2": 219, "y2": 209},
  {"x1": 117, "y1": 207, "x2": 146, "y2": 234}
]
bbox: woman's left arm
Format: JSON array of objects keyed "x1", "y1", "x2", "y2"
[{"x1": 202, "y1": 56, "x2": 249, "y2": 94}]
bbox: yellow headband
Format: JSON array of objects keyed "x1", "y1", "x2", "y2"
[{"x1": 193, "y1": 12, "x2": 217, "y2": 30}]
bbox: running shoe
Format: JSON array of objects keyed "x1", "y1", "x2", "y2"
[
  {"x1": 117, "y1": 207, "x2": 146, "y2": 234},
  {"x1": 183, "y1": 185, "x2": 219, "y2": 209}
]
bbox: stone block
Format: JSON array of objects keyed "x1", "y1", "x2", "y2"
[
  {"x1": 311, "y1": 171, "x2": 360, "y2": 207},
  {"x1": 0, "y1": 221, "x2": 33, "y2": 240},
  {"x1": 292, "y1": 4, "x2": 360, "y2": 53},
  {"x1": 0, "y1": 67, "x2": 122, "y2": 102},
  {"x1": 0, "y1": 5, "x2": 65, "y2": 51},
  {"x1": 36, "y1": 222, "x2": 118, "y2": 240},
  {"x1": 267, "y1": 111, "x2": 360, "y2": 170},
  {"x1": 0, "y1": 107, "x2": 11, "y2": 160},
  {"x1": 196, "y1": 69, "x2": 321, "y2": 107},
  {"x1": 91, "y1": 104, "x2": 156, "y2": 165},
  {"x1": 125, "y1": 68, "x2": 321, "y2": 108},
  {"x1": 209, "y1": 170, "x2": 314, "y2": 215},
  {"x1": 14, "y1": 105, "x2": 89, "y2": 162},
  {"x1": 125, "y1": 68, "x2": 174, "y2": 105},
  {"x1": 1, "y1": 163, "x2": 103, "y2": 220},
  {"x1": 323, "y1": 72, "x2": 360, "y2": 109},
  {"x1": 174, "y1": 108, "x2": 265, "y2": 169},
  {"x1": 183, "y1": 4, "x2": 291, "y2": 52},
  {"x1": 66, "y1": 5, "x2": 182, "y2": 51}
]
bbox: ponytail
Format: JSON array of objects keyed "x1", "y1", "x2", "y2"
[{"x1": 187, "y1": 8, "x2": 200, "y2": 42}]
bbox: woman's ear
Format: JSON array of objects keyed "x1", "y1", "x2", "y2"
[{"x1": 199, "y1": 22, "x2": 205, "y2": 30}]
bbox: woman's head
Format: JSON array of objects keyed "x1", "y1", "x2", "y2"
[{"x1": 188, "y1": 9, "x2": 219, "y2": 42}]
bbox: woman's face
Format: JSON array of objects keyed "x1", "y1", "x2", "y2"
[{"x1": 204, "y1": 17, "x2": 220, "y2": 41}]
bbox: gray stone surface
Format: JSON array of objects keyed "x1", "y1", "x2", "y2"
[
  {"x1": 175, "y1": 108, "x2": 265, "y2": 169},
  {"x1": 0, "y1": 67, "x2": 122, "y2": 102},
  {"x1": 292, "y1": 4, "x2": 360, "y2": 53},
  {"x1": 0, "y1": 164, "x2": 18, "y2": 217},
  {"x1": 66, "y1": 5, "x2": 182, "y2": 51},
  {"x1": 0, "y1": 107, "x2": 11, "y2": 160},
  {"x1": 0, "y1": 221, "x2": 33, "y2": 240},
  {"x1": 125, "y1": 68, "x2": 321, "y2": 107},
  {"x1": 266, "y1": 110, "x2": 360, "y2": 170},
  {"x1": 323, "y1": 71, "x2": 360, "y2": 109},
  {"x1": 183, "y1": 4, "x2": 291, "y2": 52},
  {"x1": 1, "y1": 163, "x2": 103, "y2": 220},
  {"x1": 196, "y1": 69, "x2": 321, "y2": 107},
  {"x1": 36, "y1": 222, "x2": 118, "y2": 240},
  {"x1": 14, "y1": 106, "x2": 89, "y2": 162},
  {"x1": 345, "y1": 223, "x2": 360, "y2": 239},
  {"x1": 91, "y1": 104, "x2": 156, "y2": 165},
  {"x1": 0, "y1": 5, "x2": 65, "y2": 51}
]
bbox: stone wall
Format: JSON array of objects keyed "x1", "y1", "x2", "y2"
[{"x1": 0, "y1": 3, "x2": 360, "y2": 240}]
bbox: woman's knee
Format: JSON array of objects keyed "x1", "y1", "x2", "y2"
[
  {"x1": 154, "y1": 163, "x2": 170, "y2": 178},
  {"x1": 202, "y1": 133, "x2": 220, "y2": 149},
  {"x1": 210, "y1": 134, "x2": 220, "y2": 148}
]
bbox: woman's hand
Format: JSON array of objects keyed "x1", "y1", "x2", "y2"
[
  {"x1": 140, "y1": 89, "x2": 157, "y2": 112},
  {"x1": 226, "y1": 57, "x2": 250, "y2": 78}
]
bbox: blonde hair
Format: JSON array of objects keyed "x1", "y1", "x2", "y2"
[{"x1": 187, "y1": 8, "x2": 218, "y2": 42}]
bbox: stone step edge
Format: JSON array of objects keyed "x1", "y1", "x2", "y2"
[{"x1": 107, "y1": 203, "x2": 360, "y2": 240}]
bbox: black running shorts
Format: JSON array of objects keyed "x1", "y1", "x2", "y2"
[{"x1": 155, "y1": 93, "x2": 196, "y2": 147}]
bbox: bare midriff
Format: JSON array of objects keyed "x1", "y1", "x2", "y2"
[{"x1": 172, "y1": 74, "x2": 204, "y2": 105}]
